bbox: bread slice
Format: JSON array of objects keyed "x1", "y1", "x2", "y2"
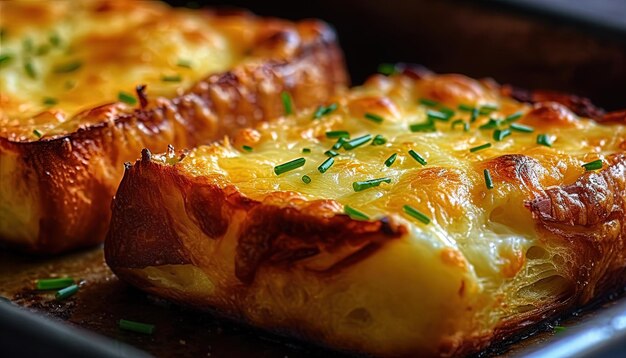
[
  {"x1": 0, "y1": 0, "x2": 347, "y2": 253},
  {"x1": 105, "y1": 68, "x2": 626, "y2": 356},
  {"x1": 105, "y1": 70, "x2": 626, "y2": 356}
]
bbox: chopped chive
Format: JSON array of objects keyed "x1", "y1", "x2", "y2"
[
  {"x1": 281, "y1": 91, "x2": 293, "y2": 115},
  {"x1": 24, "y1": 61, "x2": 37, "y2": 79},
  {"x1": 408, "y1": 150, "x2": 427, "y2": 166},
  {"x1": 302, "y1": 148, "x2": 311, "y2": 153},
  {"x1": 0, "y1": 28, "x2": 5, "y2": 41},
  {"x1": 344, "y1": 205, "x2": 369, "y2": 221},
  {"x1": 324, "y1": 150, "x2": 339, "y2": 157},
  {"x1": 117, "y1": 91, "x2": 137, "y2": 105},
  {"x1": 505, "y1": 111, "x2": 524, "y2": 122},
  {"x1": 36, "y1": 44, "x2": 50, "y2": 56},
  {"x1": 479, "y1": 104, "x2": 499, "y2": 115},
  {"x1": 470, "y1": 143, "x2": 491, "y2": 153},
  {"x1": 36, "y1": 277, "x2": 74, "y2": 290},
  {"x1": 364, "y1": 112, "x2": 384, "y2": 124},
  {"x1": 582, "y1": 159, "x2": 602, "y2": 171},
  {"x1": 43, "y1": 97, "x2": 58, "y2": 106},
  {"x1": 343, "y1": 134, "x2": 372, "y2": 150},
  {"x1": 50, "y1": 32, "x2": 61, "y2": 47},
  {"x1": 384, "y1": 153, "x2": 397, "y2": 167},
  {"x1": 161, "y1": 74, "x2": 182, "y2": 82},
  {"x1": 352, "y1": 177, "x2": 391, "y2": 192},
  {"x1": 484, "y1": 169, "x2": 494, "y2": 189},
  {"x1": 302, "y1": 175, "x2": 311, "y2": 184},
  {"x1": 554, "y1": 326, "x2": 566, "y2": 333},
  {"x1": 274, "y1": 157, "x2": 305, "y2": 175},
  {"x1": 53, "y1": 60, "x2": 82, "y2": 73},
  {"x1": 451, "y1": 119, "x2": 469, "y2": 131},
  {"x1": 377, "y1": 63, "x2": 396, "y2": 75},
  {"x1": 409, "y1": 121, "x2": 436, "y2": 132},
  {"x1": 55, "y1": 284, "x2": 78, "y2": 301},
  {"x1": 176, "y1": 59, "x2": 192, "y2": 68},
  {"x1": 493, "y1": 128, "x2": 511, "y2": 141},
  {"x1": 537, "y1": 134, "x2": 552, "y2": 147},
  {"x1": 313, "y1": 103, "x2": 337, "y2": 119},
  {"x1": 440, "y1": 106, "x2": 455, "y2": 116},
  {"x1": 33, "y1": 129, "x2": 42, "y2": 138},
  {"x1": 458, "y1": 104, "x2": 474, "y2": 112},
  {"x1": 371, "y1": 134, "x2": 387, "y2": 146},
  {"x1": 332, "y1": 137, "x2": 346, "y2": 150},
  {"x1": 470, "y1": 107, "x2": 479, "y2": 123},
  {"x1": 317, "y1": 157, "x2": 335, "y2": 173},
  {"x1": 326, "y1": 130, "x2": 350, "y2": 139},
  {"x1": 119, "y1": 319, "x2": 155, "y2": 335},
  {"x1": 479, "y1": 118, "x2": 501, "y2": 130},
  {"x1": 419, "y1": 98, "x2": 439, "y2": 107},
  {"x1": 402, "y1": 204, "x2": 430, "y2": 224},
  {"x1": 242, "y1": 145, "x2": 253, "y2": 152},
  {"x1": 510, "y1": 123, "x2": 534, "y2": 133},
  {"x1": 0, "y1": 54, "x2": 12, "y2": 65},
  {"x1": 427, "y1": 109, "x2": 452, "y2": 121}
]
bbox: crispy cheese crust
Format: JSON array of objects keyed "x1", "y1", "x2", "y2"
[
  {"x1": 0, "y1": 0, "x2": 347, "y2": 253},
  {"x1": 106, "y1": 70, "x2": 626, "y2": 356}
]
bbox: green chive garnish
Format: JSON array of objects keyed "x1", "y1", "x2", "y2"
[
  {"x1": 317, "y1": 157, "x2": 334, "y2": 173},
  {"x1": 554, "y1": 326, "x2": 566, "y2": 333},
  {"x1": 458, "y1": 104, "x2": 474, "y2": 112},
  {"x1": 479, "y1": 104, "x2": 498, "y2": 115},
  {"x1": 55, "y1": 284, "x2": 78, "y2": 301},
  {"x1": 24, "y1": 61, "x2": 37, "y2": 79},
  {"x1": 302, "y1": 148, "x2": 311, "y2": 153},
  {"x1": 479, "y1": 118, "x2": 501, "y2": 130},
  {"x1": 281, "y1": 91, "x2": 293, "y2": 115},
  {"x1": 419, "y1": 98, "x2": 439, "y2": 107},
  {"x1": 332, "y1": 137, "x2": 346, "y2": 150},
  {"x1": 43, "y1": 97, "x2": 58, "y2": 106},
  {"x1": 408, "y1": 150, "x2": 427, "y2": 166},
  {"x1": 377, "y1": 63, "x2": 396, "y2": 75},
  {"x1": 403, "y1": 205, "x2": 430, "y2": 224},
  {"x1": 50, "y1": 32, "x2": 61, "y2": 47},
  {"x1": 324, "y1": 150, "x2": 339, "y2": 157},
  {"x1": 161, "y1": 74, "x2": 182, "y2": 82},
  {"x1": 484, "y1": 169, "x2": 494, "y2": 189},
  {"x1": 36, "y1": 277, "x2": 74, "y2": 290},
  {"x1": 493, "y1": 128, "x2": 511, "y2": 141},
  {"x1": 118, "y1": 91, "x2": 137, "y2": 105},
  {"x1": 371, "y1": 134, "x2": 387, "y2": 146},
  {"x1": 505, "y1": 112, "x2": 524, "y2": 122},
  {"x1": 582, "y1": 159, "x2": 602, "y2": 171},
  {"x1": 274, "y1": 157, "x2": 305, "y2": 175},
  {"x1": 427, "y1": 109, "x2": 452, "y2": 121},
  {"x1": 344, "y1": 205, "x2": 369, "y2": 221},
  {"x1": 54, "y1": 60, "x2": 82, "y2": 73},
  {"x1": 439, "y1": 106, "x2": 455, "y2": 117},
  {"x1": 343, "y1": 134, "x2": 372, "y2": 150},
  {"x1": 33, "y1": 129, "x2": 42, "y2": 138},
  {"x1": 510, "y1": 123, "x2": 534, "y2": 133},
  {"x1": 451, "y1": 119, "x2": 469, "y2": 131},
  {"x1": 176, "y1": 59, "x2": 192, "y2": 68},
  {"x1": 0, "y1": 53, "x2": 12, "y2": 65},
  {"x1": 242, "y1": 145, "x2": 253, "y2": 152},
  {"x1": 313, "y1": 103, "x2": 337, "y2": 119},
  {"x1": 537, "y1": 134, "x2": 552, "y2": 147},
  {"x1": 470, "y1": 107, "x2": 479, "y2": 123},
  {"x1": 119, "y1": 319, "x2": 155, "y2": 335},
  {"x1": 36, "y1": 44, "x2": 50, "y2": 56},
  {"x1": 384, "y1": 153, "x2": 397, "y2": 167},
  {"x1": 364, "y1": 112, "x2": 384, "y2": 124},
  {"x1": 352, "y1": 177, "x2": 391, "y2": 192},
  {"x1": 302, "y1": 175, "x2": 311, "y2": 184},
  {"x1": 470, "y1": 143, "x2": 491, "y2": 152},
  {"x1": 409, "y1": 121, "x2": 436, "y2": 132},
  {"x1": 326, "y1": 130, "x2": 350, "y2": 139}
]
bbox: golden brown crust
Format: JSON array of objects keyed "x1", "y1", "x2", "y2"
[{"x1": 0, "y1": 19, "x2": 347, "y2": 254}]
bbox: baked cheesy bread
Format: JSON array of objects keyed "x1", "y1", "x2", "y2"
[
  {"x1": 105, "y1": 69, "x2": 626, "y2": 356},
  {"x1": 0, "y1": 0, "x2": 346, "y2": 253}
]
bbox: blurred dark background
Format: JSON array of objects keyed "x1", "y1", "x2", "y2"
[{"x1": 167, "y1": 0, "x2": 626, "y2": 110}]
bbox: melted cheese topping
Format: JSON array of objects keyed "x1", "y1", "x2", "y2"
[
  {"x1": 0, "y1": 0, "x2": 257, "y2": 139},
  {"x1": 177, "y1": 74, "x2": 626, "y2": 293}
]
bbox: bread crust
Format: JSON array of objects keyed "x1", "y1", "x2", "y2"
[
  {"x1": 105, "y1": 71, "x2": 626, "y2": 357},
  {"x1": 0, "y1": 16, "x2": 347, "y2": 253}
]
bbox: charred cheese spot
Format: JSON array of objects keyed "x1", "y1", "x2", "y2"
[{"x1": 521, "y1": 102, "x2": 581, "y2": 129}]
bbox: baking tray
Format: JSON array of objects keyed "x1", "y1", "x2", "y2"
[{"x1": 2, "y1": 1, "x2": 626, "y2": 357}]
